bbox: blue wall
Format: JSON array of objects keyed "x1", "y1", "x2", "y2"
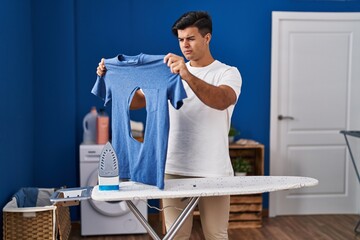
[
  {"x1": 1, "y1": 1, "x2": 360, "y2": 232},
  {"x1": 0, "y1": 0, "x2": 34, "y2": 230},
  {"x1": 32, "y1": 0, "x2": 77, "y2": 189}
]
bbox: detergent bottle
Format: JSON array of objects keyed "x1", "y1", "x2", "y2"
[
  {"x1": 96, "y1": 108, "x2": 109, "y2": 144},
  {"x1": 83, "y1": 107, "x2": 98, "y2": 144}
]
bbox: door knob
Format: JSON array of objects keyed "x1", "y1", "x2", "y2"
[{"x1": 278, "y1": 115, "x2": 294, "y2": 120}]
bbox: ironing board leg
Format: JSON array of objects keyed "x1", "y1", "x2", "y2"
[
  {"x1": 341, "y1": 133, "x2": 360, "y2": 233},
  {"x1": 355, "y1": 218, "x2": 360, "y2": 234},
  {"x1": 126, "y1": 200, "x2": 160, "y2": 240},
  {"x1": 163, "y1": 197, "x2": 200, "y2": 240},
  {"x1": 126, "y1": 197, "x2": 200, "y2": 240}
]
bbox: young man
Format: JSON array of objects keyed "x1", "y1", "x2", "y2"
[{"x1": 97, "y1": 11, "x2": 242, "y2": 240}]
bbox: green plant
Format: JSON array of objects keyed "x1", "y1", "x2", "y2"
[
  {"x1": 228, "y1": 125, "x2": 239, "y2": 137},
  {"x1": 232, "y1": 157, "x2": 252, "y2": 173}
]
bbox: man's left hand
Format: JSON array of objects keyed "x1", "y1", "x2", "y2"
[{"x1": 164, "y1": 53, "x2": 191, "y2": 80}]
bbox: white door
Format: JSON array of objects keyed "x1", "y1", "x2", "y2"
[{"x1": 270, "y1": 12, "x2": 360, "y2": 216}]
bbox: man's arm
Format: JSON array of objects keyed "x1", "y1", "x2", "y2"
[
  {"x1": 96, "y1": 58, "x2": 146, "y2": 110},
  {"x1": 182, "y1": 74, "x2": 236, "y2": 110},
  {"x1": 164, "y1": 53, "x2": 236, "y2": 110}
]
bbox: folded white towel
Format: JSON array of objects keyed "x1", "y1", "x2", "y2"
[{"x1": 130, "y1": 120, "x2": 144, "y2": 132}]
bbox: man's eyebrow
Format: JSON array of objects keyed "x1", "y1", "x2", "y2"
[{"x1": 178, "y1": 35, "x2": 195, "y2": 40}]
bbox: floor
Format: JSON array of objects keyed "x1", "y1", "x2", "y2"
[{"x1": 69, "y1": 214, "x2": 360, "y2": 240}]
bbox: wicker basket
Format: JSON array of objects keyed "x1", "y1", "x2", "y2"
[{"x1": 3, "y1": 197, "x2": 71, "y2": 240}]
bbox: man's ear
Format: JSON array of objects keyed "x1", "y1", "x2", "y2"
[{"x1": 205, "y1": 33, "x2": 211, "y2": 44}]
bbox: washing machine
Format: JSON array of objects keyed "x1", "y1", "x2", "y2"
[{"x1": 80, "y1": 144, "x2": 147, "y2": 236}]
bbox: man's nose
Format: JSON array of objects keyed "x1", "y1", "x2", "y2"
[{"x1": 182, "y1": 40, "x2": 190, "y2": 47}]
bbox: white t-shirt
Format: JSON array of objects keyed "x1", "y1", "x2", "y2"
[{"x1": 165, "y1": 60, "x2": 242, "y2": 177}]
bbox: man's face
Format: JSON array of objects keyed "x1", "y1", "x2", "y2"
[{"x1": 177, "y1": 26, "x2": 210, "y2": 61}]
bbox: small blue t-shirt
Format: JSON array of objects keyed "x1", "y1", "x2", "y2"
[{"x1": 91, "y1": 53, "x2": 187, "y2": 189}]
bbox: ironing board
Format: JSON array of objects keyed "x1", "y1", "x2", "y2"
[
  {"x1": 89, "y1": 176, "x2": 318, "y2": 240},
  {"x1": 340, "y1": 130, "x2": 360, "y2": 232}
]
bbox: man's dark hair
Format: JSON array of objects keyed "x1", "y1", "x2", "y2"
[{"x1": 172, "y1": 11, "x2": 212, "y2": 37}]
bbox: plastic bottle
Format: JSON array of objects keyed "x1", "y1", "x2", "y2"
[
  {"x1": 83, "y1": 107, "x2": 98, "y2": 144},
  {"x1": 96, "y1": 108, "x2": 109, "y2": 144}
]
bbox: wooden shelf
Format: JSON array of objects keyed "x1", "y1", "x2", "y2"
[
  {"x1": 229, "y1": 143, "x2": 264, "y2": 228},
  {"x1": 229, "y1": 143, "x2": 264, "y2": 176}
]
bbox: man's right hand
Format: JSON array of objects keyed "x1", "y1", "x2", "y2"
[
  {"x1": 97, "y1": 57, "x2": 145, "y2": 109},
  {"x1": 96, "y1": 58, "x2": 107, "y2": 76}
]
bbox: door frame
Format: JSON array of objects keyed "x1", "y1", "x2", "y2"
[{"x1": 269, "y1": 11, "x2": 360, "y2": 217}]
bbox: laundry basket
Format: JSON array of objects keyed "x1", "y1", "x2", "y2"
[{"x1": 3, "y1": 188, "x2": 71, "y2": 240}]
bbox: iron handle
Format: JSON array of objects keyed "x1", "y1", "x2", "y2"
[{"x1": 278, "y1": 115, "x2": 294, "y2": 120}]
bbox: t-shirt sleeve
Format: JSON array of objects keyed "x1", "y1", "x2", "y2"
[
  {"x1": 218, "y1": 67, "x2": 242, "y2": 102},
  {"x1": 167, "y1": 74, "x2": 187, "y2": 109},
  {"x1": 91, "y1": 75, "x2": 111, "y2": 105}
]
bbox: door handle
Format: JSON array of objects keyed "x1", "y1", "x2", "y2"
[{"x1": 278, "y1": 115, "x2": 294, "y2": 120}]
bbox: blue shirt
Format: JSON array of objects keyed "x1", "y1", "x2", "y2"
[{"x1": 92, "y1": 53, "x2": 187, "y2": 189}]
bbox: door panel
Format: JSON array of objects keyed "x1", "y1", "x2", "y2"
[
  {"x1": 287, "y1": 146, "x2": 346, "y2": 194},
  {"x1": 270, "y1": 12, "x2": 360, "y2": 216},
  {"x1": 289, "y1": 33, "x2": 349, "y2": 130}
]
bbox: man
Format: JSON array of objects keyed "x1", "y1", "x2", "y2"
[{"x1": 97, "y1": 11, "x2": 242, "y2": 240}]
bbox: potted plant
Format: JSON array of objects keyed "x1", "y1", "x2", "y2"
[
  {"x1": 232, "y1": 157, "x2": 252, "y2": 176},
  {"x1": 228, "y1": 125, "x2": 239, "y2": 144}
]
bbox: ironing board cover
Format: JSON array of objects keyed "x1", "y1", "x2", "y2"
[{"x1": 91, "y1": 176, "x2": 318, "y2": 201}]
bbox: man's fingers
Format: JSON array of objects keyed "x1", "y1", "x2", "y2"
[
  {"x1": 98, "y1": 59, "x2": 106, "y2": 71},
  {"x1": 100, "y1": 58, "x2": 105, "y2": 66},
  {"x1": 98, "y1": 62, "x2": 105, "y2": 69},
  {"x1": 99, "y1": 58, "x2": 106, "y2": 68},
  {"x1": 96, "y1": 58, "x2": 106, "y2": 76},
  {"x1": 164, "y1": 53, "x2": 184, "y2": 75},
  {"x1": 96, "y1": 66, "x2": 105, "y2": 76},
  {"x1": 163, "y1": 53, "x2": 172, "y2": 63},
  {"x1": 166, "y1": 56, "x2": 180, "y2": 67},
  {"x1": 99, "y1": 65, "x2": 105, "y2": 71},
  {"x1": 164, "y1": 53, "x2": 179, "y2": 65},
  {"x1": 167, "y1": 58, "x2": 173, "y2": 67},
  {"x1": 96, "y1": 68, "x2": 103, "y2": 76},
  {"x1": 165, "y1": 57, "x2": 174, "y2": 66},
  {"x1": 169, "y1": 62, "x2": 181, "y2": 74}
]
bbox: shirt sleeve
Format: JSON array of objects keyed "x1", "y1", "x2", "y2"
[
  {"x1": 218, "y1": 67, "x2": 242, "y2": 101},
  {"x1": 91, "y1": 75, "x2": 111, "y2": 105},
  {"x1": 167, "y1": 74, "x2": 187, "y2": 109}
]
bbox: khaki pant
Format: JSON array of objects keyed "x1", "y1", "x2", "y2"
[{"x1": 162, "y1": 174, "x2": 230, "y2": 240}]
